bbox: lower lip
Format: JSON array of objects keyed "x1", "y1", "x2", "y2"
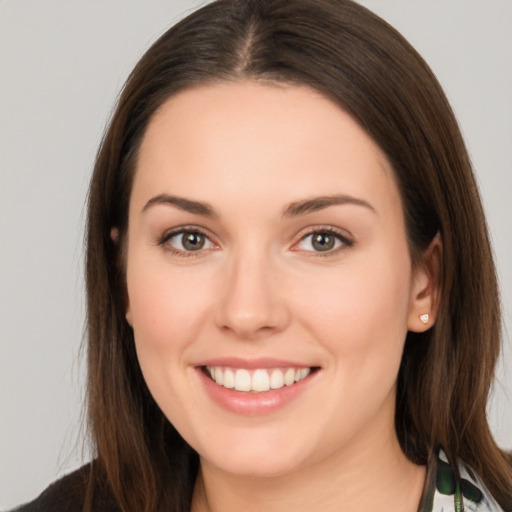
[{"x1": 196, "y1": 367, "x2": 316, "y2": 416}]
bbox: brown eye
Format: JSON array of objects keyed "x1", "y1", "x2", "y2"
[
  {"x1": 311, "y1": 233, "x2": 336, "y2": 251},
  {"x1": 165, "y1": 230, "x2": 213, "y2": 253},
  {"x1": 295, "y1": 229, "x2": 352, "y2": 254},
  {"x1": 182, "y1": 232, "x2": 205, "y2": 251}
]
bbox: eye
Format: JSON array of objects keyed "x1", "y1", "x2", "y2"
[
  {"x1": 161, "y1": 228, "x2": 215, "y2": 254},
  {"x1": 295, "y1": 229, "x2": 352, "y2": 253}
]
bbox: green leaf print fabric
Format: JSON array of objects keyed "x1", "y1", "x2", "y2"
[{"x1": 419, "y1": 450, "x2": 505, "y2": 512}]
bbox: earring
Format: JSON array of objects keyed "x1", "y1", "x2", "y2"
[{"x1": 420, "y1": 313, "x2": 429, "y2": 324}]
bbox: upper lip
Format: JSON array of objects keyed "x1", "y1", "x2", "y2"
[{"x1": 194, "y1": 357, "x2": 317, "y2": 369}]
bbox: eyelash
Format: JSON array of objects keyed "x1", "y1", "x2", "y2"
[
  {"x1": 157, "y1": 225, "x2": 354, "y2": 258},
  {"x1": 293, "y1": 226, "x2": 354, "y2": 256},
  {"x1": 157, "y1": 226, "x2": 215, "y2": 258}
]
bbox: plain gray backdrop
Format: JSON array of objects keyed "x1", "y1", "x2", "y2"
[{"x1": 1, "y1": 1, "x2": 511, "y2": 509}]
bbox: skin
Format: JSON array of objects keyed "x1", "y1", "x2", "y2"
[{"x1": 124, "y1": 81, "x2": 440, "y2": 511}]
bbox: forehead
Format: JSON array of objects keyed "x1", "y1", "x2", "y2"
[{"x1": 133, "y1": 81, "x2": 401, "y2": 217}]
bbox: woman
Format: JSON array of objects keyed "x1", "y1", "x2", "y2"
[{"x1": 12, "y1": 0, "x2": 512, "y2": 511}]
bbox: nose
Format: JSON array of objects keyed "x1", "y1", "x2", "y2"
[{"x1": 215, "y1": 247, "x2": 290, "y2": 340}]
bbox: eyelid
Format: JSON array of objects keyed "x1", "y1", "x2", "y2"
[
  {"x1": 156, "y1": 224, "x2": 353, "y2": 257},
  {"x1": 157, "y1": 225, "x2": 219, "y2": 256},
  {"x1": 291, "y1": 225, "x2": 354, "y2": 254}
]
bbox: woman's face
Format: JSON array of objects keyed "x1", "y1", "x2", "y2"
[{"x1": 125, "y1": 81, "x2": 431, "y2": 477}]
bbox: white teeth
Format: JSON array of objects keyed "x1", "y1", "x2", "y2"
[
  {"x1": 270, "y1": 369, "x2": 284, "y2": 389},
  {"x1": 300, "y1": 367, "x2": 311, "y2": 380},
  {"x1": 251, "y1": 369, "x2": 270, "y2": 392},
  {"x1": 234, "y1": 369, "x2": 251, "y2": 392},
  {"x1": 223, "y1": 368, "x2": 235, "y2": 389},
  {"x1": 205, "y1": 365, "x2": 313, "y2": 393},
  {"x1": 284, "y1": 368, "x2": 295, "y2": 386},
  {"x1": 214, "y1": 367, "x2": 223, "y2": 386}
]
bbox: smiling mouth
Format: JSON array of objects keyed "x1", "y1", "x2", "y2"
[{"x1": 202, "y1": 365, "x2": 317, "y2": 393}]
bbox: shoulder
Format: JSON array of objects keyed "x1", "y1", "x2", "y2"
[{"x1": 9, "y1": 462, "x2": 120, "y2": 512}]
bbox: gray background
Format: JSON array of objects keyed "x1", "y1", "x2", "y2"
[{"x1": 0, "y1": 1, "x2": 510, "y2": 509}]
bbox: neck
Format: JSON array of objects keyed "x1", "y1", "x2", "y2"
[{"x1": 190, "y1": 431, "x2": 426, "y2": 512}]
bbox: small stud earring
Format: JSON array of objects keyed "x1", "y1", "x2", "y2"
[{"x1": 420, "y1": 313, "x2": 429, "y2": 324}]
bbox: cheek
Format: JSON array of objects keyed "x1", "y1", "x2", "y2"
[
  {"x1": 125, "y1": 254, "x2": 213, "y2": 369},
  {"x1": 125, "y1": 259, "x2": 214, "y2": 422},
  {"x1": 293, "y1": 250, "x2": 412, "y2": 373}
]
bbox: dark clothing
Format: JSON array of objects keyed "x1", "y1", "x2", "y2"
[
  {"x1": 10, "y1": 462, "x2": 120, "y2": 512},
  {"x1": 10, "y1": 451, "x2": 505, "y2": 512}
]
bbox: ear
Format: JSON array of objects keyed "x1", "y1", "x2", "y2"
[
  {"x1": 407, "y1": 234, "x2": 442, "y2": 332},
  {"x1": 110, "y1": 227, "x2": 119, "y2": 243},
  {"x1": 110, "y1": 227, "x2": 133, "y2": 326},
  {"x1": 125, "y1": 296, "x2": 133, "y2": 327}
]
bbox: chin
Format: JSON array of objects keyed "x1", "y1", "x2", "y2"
[
  {"x1": 206, "y1": 453, "x2": 304, "y2": 478},
  {"x1": 195, "y1": 432, "x2": 312, "y2": 478}
]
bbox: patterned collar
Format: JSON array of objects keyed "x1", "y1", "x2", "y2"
[{"x1": 418, "y1": 450, "x2": 504, "y2": 512}]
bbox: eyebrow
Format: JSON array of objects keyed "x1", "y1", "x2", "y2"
[
  {"x1": 142, "y1": 194, "x2": 217, "y2": 216},
  {"x1": 283, "y1": 194, "x2": 377, "y2": 217},
  {"x1": 141, "y1": 193, "x2": 376, "y2": 218}
]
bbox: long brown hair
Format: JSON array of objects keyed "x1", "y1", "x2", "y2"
[{"x1": 85, "y1": 0, "x2": 512, "y2": 510}]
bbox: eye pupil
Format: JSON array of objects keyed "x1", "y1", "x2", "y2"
[
  {"x1": 182, "y1": 232, "x2": 205, "y2": 251},
  {"x1": 312, "y1": 233, "x2": 335, "y2": 251}
]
